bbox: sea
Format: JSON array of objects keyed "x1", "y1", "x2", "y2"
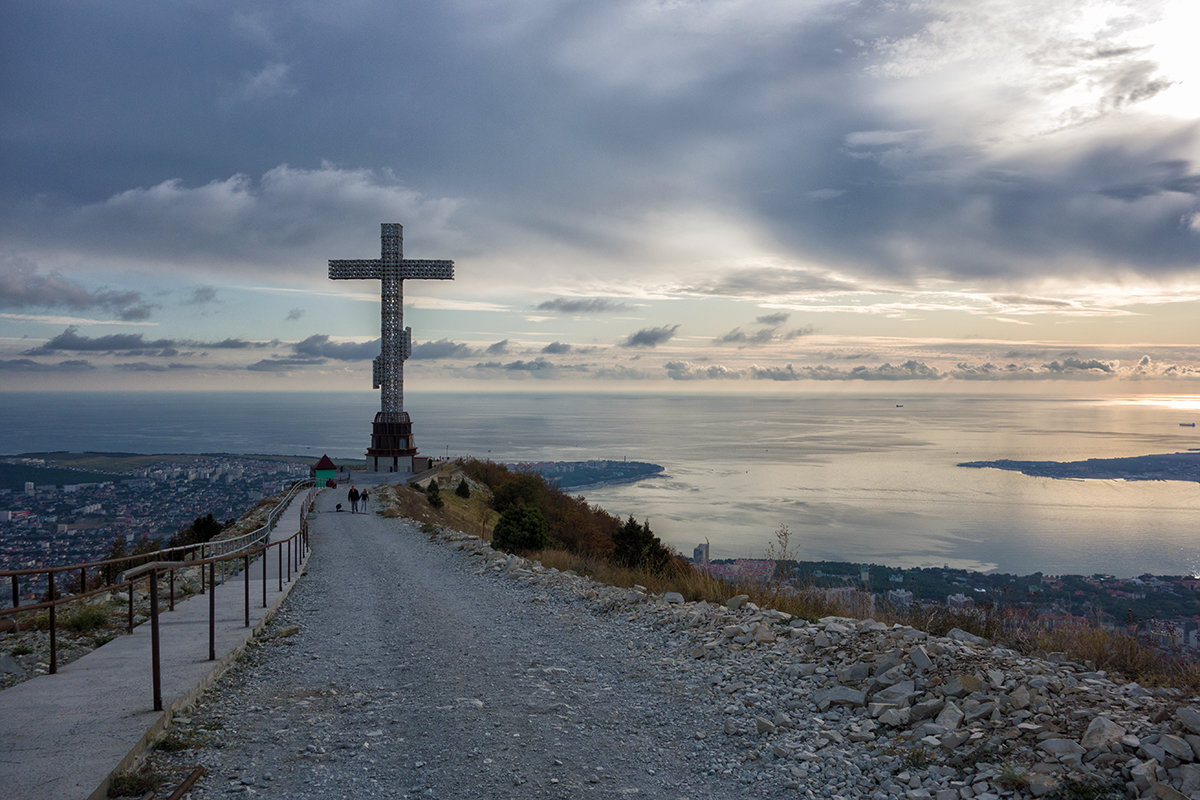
[{"x1": 3, "y1": 390, "x2": 1199, "y2": 578}]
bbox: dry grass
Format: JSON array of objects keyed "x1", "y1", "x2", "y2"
[
  {"x1": 531, "y1": 547, "x2": 856, "y2": 623},
  {"x1": 373, "y1": 466, "x2": 497, "y2": 539}
]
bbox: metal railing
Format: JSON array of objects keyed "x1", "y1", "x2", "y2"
[
  {"x1": 1, "y1": 479, "x2": 315, "y2": 611},
  {"x1": 0, "y1": 480, "x2": 319, "y2": 710}
]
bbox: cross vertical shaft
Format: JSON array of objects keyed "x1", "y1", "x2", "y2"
[{"x1": 379, "y1": 223, "x2": 404, "y2": 419}]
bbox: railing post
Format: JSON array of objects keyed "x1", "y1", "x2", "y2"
[
  {"x1": 79, "y1": 566, "x2": 86, "y2": 594},
  {"x1": 10, "y1": 575, "x2": 18, "y2": 609},
  {"x1": 149, "y1": 571, "x2": 163, "y2": 712},
  {"x1": 127, "y1": 582, "x2": 134, "y2": 633},
  {"x1": 277, "y1": 543, "x2": 283, "y2": 593},
  {"x1": 262, "y1": 546, "x2": 267, "y2": 608},
  {"x1": 199, "y1": 545, "x2": 205, "y2": 595},
  {"x1": 287, "y1": 538, "x2": 292, "y2": 582},
  {"x1": 243, "y1": 554, "x2": 250, "y2": 628},
  {"x1": 208, "y1": 561, "x2": 215, "y2": 661},
  {"x1": 169, "y1": 569, "x2": 176, "y2": 612},
  {"x1": 47, "y1": 571, "x2": 57, "y2": 675}
]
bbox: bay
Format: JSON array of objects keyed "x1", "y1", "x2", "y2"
[{"x1": 2, "y1": 390, "x2": 1198, "y2": 577}]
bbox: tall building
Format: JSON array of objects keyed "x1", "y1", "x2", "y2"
[{"x1": 693, "y1": 541, "x2": 710, "y2": 564}]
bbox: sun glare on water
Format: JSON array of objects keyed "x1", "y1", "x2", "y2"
[{"x1": 1115, "y1": 396, "x2": 1200, "y2": 412}]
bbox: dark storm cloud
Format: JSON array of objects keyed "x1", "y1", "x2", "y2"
[
  {"x1": 747, "y1": 132, "x2": 1200, "y2": 284},
  {"x1": 541, "y1": 341, "x2": 572, "y2": 354},
  {"x1": 470, "y1": 358, "x2": 567, "y2": 375},
  {"x1": 534, "y1": 298, "x2": 629, "y2": 314},
  {"x1": 247, "y1": 357, "x2": 324, "y2": 372},
  {"x1": 0, "y1": 259, "x2": 155, "y2": 320},
  {"x1": 485, "y1": 339, "x2": 509, "y2": 354},
  {"x1": 1, "y1": 0, "x2": 1196, "y2": 305},
  {"x1": 25, "y1": 327, "x2": 261, "y2": 355},
  {"x1": 0, "y1": 358, "x2": 95, "y2": 371},
  {"x1": 621, "y1": 325, "x2": 679, "y2": 348},
  {"x1": 293, "y1": 334, "x2": 379, "y2": 361},
  {"x1": 410, "y1": 339, "x2": 474, "y2": 360},
  {"x1": 24, "y1": 327, "x2": 174, "y2": 354}
]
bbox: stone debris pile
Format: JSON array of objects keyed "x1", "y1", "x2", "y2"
[{"x1": 442, "y1": 528, "x2": 1200, "y2": 799}]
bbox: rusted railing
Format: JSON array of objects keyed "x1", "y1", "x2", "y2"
[{"x1": 0, "y1": 480, "x2": 318, "y2": 710}]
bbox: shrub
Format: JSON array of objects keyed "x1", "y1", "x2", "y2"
[
  {"x1": 455, "y1": 478, "x2": 471, "y2": 499},
  {"x1": 64, "y1": 604, "x2": 110, "y2": 633},
  {"x1": 492, "y1": 505, "x2": 550, "y2": 553},
  {"x1": 108, "y1": 767, "x2": 164, "y2": 797},
  {"x1": 491, "y1": 473, "x2": 548, "y2": 513}
]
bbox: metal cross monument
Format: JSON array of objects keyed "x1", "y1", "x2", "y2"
[{"x1": 329, "y1": 223, "x2": 454, "y2": 471}]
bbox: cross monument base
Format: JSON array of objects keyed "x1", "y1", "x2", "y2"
[{"x1": 366, "y1": 411, "x2": 417, "y2": 473}]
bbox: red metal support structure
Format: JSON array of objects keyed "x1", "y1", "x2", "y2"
[
  {"x1": 208, "y1": 561, "x2": 215, "y2": 661},
  {"x1": 149, "y1": 571, "x2": 163, "y2": 712},
  {"x1": 243, "y1": 554, "x2": 250, "y2": 628},
  {"x1": 47, "y1": 571, "x2": 57, "y2": 674}
]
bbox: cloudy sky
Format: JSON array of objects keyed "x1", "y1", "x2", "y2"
[{"x1": 2, "y1": 0, "x2": 1198, "y2": 393}]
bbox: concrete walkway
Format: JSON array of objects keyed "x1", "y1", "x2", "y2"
[{"x1": 0, "y1": 489, "x2": 316, "y2": 800}]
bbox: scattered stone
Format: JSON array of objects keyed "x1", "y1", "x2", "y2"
[
  {"x1": 725, "y1": 594, "x2": 750, "y2": 610},
  {"x1": 1080, "y1": 715, "x2": 1124, "y2": 749}
]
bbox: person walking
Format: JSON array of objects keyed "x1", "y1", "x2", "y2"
[
  {"x1": 360, "y1": 490, "x2": 369, "y2": 512},
  {"x1": 348, "y1": 485, "x2": 360, "y2": 514}
]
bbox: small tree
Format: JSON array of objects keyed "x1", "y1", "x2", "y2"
[
  {"x1": 765, "y1": 522, "x2": 797, "y2": 604},
  {"x1": 455, "y1": 478, "x2": 471, "y2": 499},
  {"x1": 426, "y1": 479, "x2": 444, "y2": 509},
  {"x1": 611, "y1": 515, "x2": 672, "y2": 573},
  {"x1": 491, "y1": 505, "x2": 550, "y2": 553}
]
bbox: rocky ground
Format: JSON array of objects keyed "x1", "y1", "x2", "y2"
[{"x1": 130, "y1": 506, "x2": 1200, "y2": 799}]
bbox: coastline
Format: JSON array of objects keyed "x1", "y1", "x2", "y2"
[{"x1": 958, "y1": 450, "x2": 1200, "y2": 483}]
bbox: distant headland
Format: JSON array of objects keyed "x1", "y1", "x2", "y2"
[
  {"x1": 509, "y1": 460, "x2": 664, "y2": 490},
  {"x1": 958, "y1": 450, "x2": 1200, "y2": 483}
]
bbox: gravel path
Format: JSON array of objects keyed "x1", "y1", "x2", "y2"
[{"x1": 144, "y1": 489, "x2": 776, "y2": 799}]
